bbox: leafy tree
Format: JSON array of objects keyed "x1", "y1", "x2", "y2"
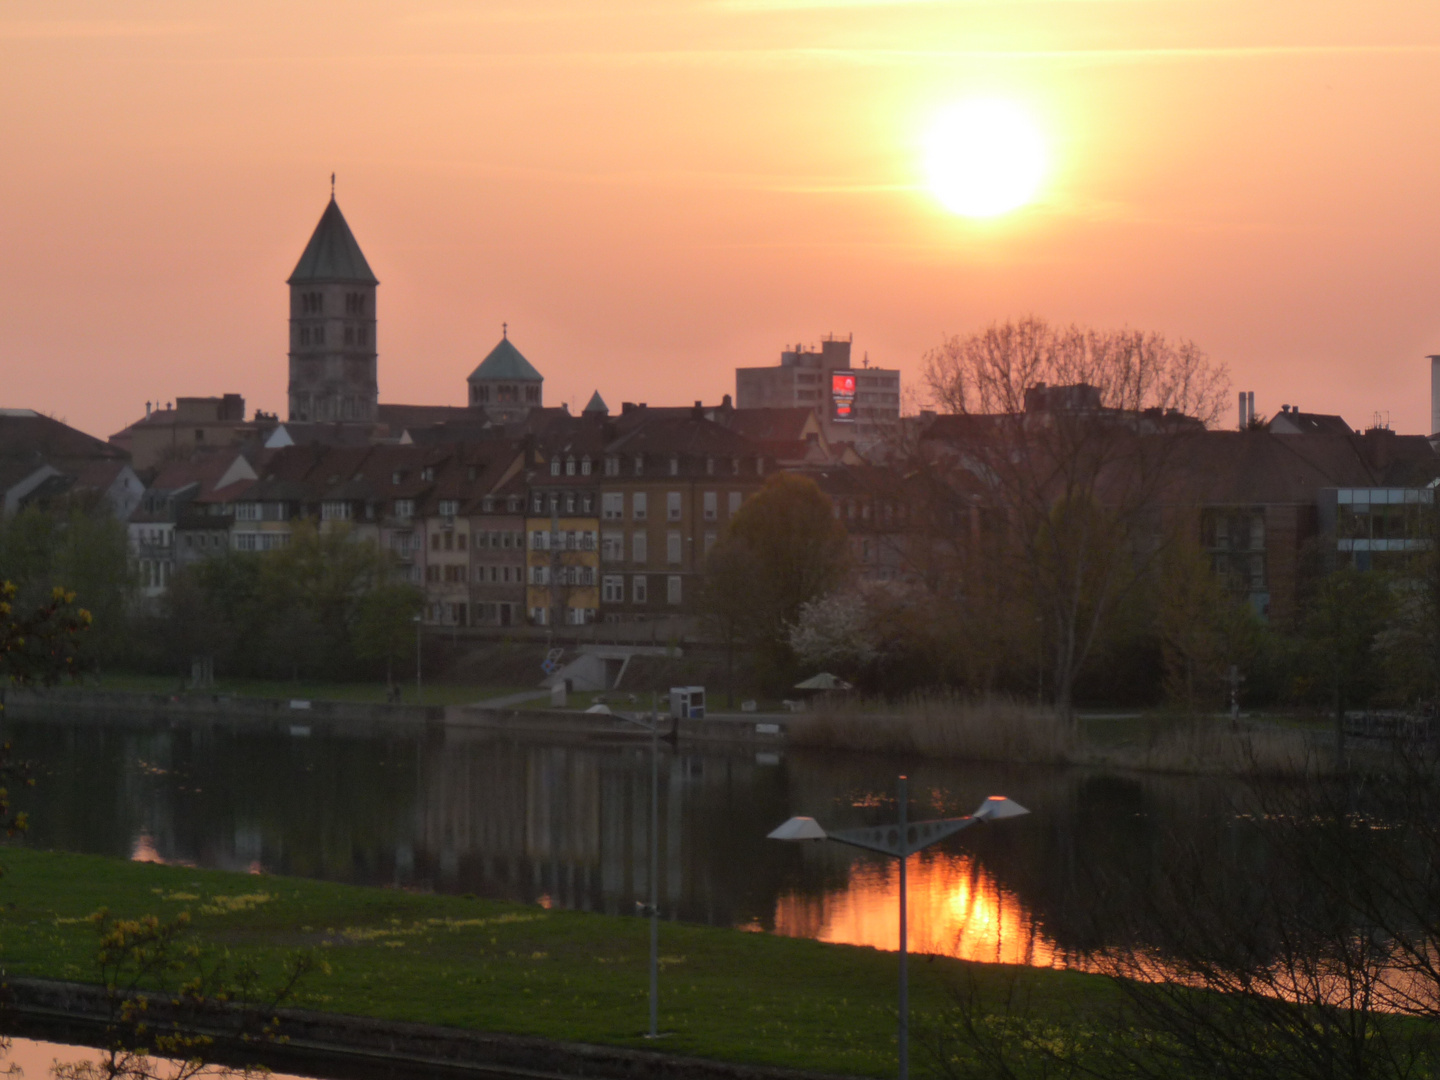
[
  {"x1": 0, "y1": 504, "x2": 133, "y2": 668},
  {"x1": 1155, "y1": 533, "x2": 1263, "y2": 712},
  {"x1": 922, "y1": 316, "x2": 1230, "y2": 722},
  {"x1": 1300, "y1": 563, "x2": 1395, "y2": 763},
  {"x1": 700, "y1": 473, "x2": 850, "y2": 692},
  {"x1": 353, "y1": 582, "x2": 423, "y2": 690}
]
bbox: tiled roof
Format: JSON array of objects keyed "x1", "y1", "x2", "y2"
[
  {"x1": 287, "y1": 198, "x2": 378, "y2": 285},
  {"x1": 467, "y1": 336, "x2": 543, "y2": 383},
  {"x1": 0, "y1": 411, "x2": 126, "y2": 465}
]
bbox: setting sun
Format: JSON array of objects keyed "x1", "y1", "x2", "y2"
[{"x1": 922, "y1": 99, "x2": 1047, "y2": 219}]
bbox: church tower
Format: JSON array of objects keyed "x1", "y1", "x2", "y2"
[{"x1": 287, "y1": 196, "x2": 378, "y2": 422}]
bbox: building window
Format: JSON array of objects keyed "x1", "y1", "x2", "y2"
[
  {"x1": 703, "y1": 531, "x2": 717, "y2": 555},
  {"x1": 669, "y1": 455, "x2": 679, "y2": 476},
  {"x1": 728, "y1": 491, "x2": 742, "y2": 516},
  {"x1": 633, "y1": 531, "x2": 648, "y2": 564},
  {"x1": 667, "y1": 492, "x2": 682, "y2": 521},
  {"x1": 633, "y1": 575, "x2": 648, "y2": 604},
  {"x1": 605, "y1": 456, "x2": 620, "y2": 476},
  {"x1": 706, "y1": 457, "x2": 715, "y2": 476},
  {"x1": 530, "y1": 607, "x2": 548, "y2": 626},
  {"x1": 530, "y1": 530, "x2": 547, "y2": 550},
  {"x1": 603, "y1": 575, "x2": 624, "y2": 603},
  {"x1": 530, "y1": 566, "x2": 549, "y2": 585},
  {"x1": 321, "y1": 501, "x2": 351, "y2": 521},
  {"x1": 633, "y1": 493, "x2": 647, "y2": 521},
  {"x1": 235, "y1": 533, "x2": 257, "y2": 551},
  {"x1": 667, "y1": 575, "x2": 682, "y2": 605},
  {"x1": 236, "y1": 502, "x2": 261, "y2": 521},
  {"x1": 551, "y1": 457, "x2": 561, "y2": 476},
  {"x1": 602, "y1": 531, "x2": 624, "y2": 561},
  {"x1": 634, "y1": 455, "x2": 644, "y2": 476},
  {"x1": 438, "y1": 499, "x2": 459, "y2": 517},
  {"x1": 602, "y1": 492, "x2": 623, "y2": 520},
  {"x1": 703, "y1": 492, "x2": 717, "y2": 521},
  {"x1": 667, "y1": 530, "x2": 682, "y2": 564},
  {"x1": 581, "y1": 456, "x2": 592, "y2": 476},
  {"x1": 566, "y1": 456, "x2": 576, "y2": 476}
]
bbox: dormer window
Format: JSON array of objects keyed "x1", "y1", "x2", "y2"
[
  {"x1": 467, "y1": 466, "x2": 477, "y2": 481},
  {"x1": 439, "y1": 499, "x2": 460, "y2": 517},
  {"x1": 581, "y1": 456, "x2": 592, "y2": 476},
  {"x1": 482, "y1": 497, "x2": 494, "y2": 512},
  {"x1": 669, "y1": 455, "x2": 679, "y2": 476},
  {"x1": 395, "y1": 499, "x2": 414, "y2": 520},
  {"x1": 706, "y1": 456, "x2": 715, "y2": 476},
  {"x1": 551, "y1": 456, "x2": 561, "y2": 476},
  {"x1": 392, "y1": 471, "x2": 402, "y2": 485},
  {"x1": 634, "y1": 455, "x2": 644, "y2": 476},
  {"x1": 756, "y1": 457, "x2": 765, "y2": 476},
  {"x1": 732, "y1": 457, "x2": 741, "y2": 475},
  {"x1": 604, "y1": 455, "x2": 619, "y2": 476},
  {"x1": 508, "y1": 496, "x2": 520, "y2": 512},
  {"x1": 422, "y1": 466, "x2": 435, "y2": 482},
  {"x1": 566, "y1": 456, "x2": 576, "y2": 476}
]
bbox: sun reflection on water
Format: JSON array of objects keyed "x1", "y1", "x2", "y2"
[{"x1": 773, "y1": 852, "x2": 1064, "y2": 967}]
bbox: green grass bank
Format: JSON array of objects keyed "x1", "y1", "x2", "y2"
[{"x1": 0, "y1": 848, "x2": 1102, "y2": 1077}]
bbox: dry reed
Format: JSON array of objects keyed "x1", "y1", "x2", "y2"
[
  {"x1": 786, "y1": 694, "x2": 1322, "y2": 778},
  {"x1": 787, "y1": 694, "x2": 1076, "y2": 765}
]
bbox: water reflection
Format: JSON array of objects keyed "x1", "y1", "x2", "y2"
[
  {"x1": 774, "y1": 852, "x2": 1063, "y2": 966},
  {"x1": 6, "y1": 717, "x2": 1254, "y2": 969}
]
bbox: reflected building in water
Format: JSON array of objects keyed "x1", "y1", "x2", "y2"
[{"x1": 13, "y1": 718, "x2": 1269, "y2": 970}]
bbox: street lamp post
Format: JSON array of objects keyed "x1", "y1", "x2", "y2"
[
  {"x1": 620, "y1": 693, "x2": 663, "y2": 1039},
  {"x1": 768, "y1": 777, "x2": 1029, "y2": 1080},
  {"x1": 412, "y1": 613, "x2": 422, "y2": 704}
]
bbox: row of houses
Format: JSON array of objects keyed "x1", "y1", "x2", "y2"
[
  {"x1": 9, "y1": 388, "x2": 1440, "y2": 640},
  {"x1": 119, "y1": 399, "x2": 898, "y2": 634}
]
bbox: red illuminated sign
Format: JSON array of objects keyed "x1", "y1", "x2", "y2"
[{"x1": 831, "y1": 371, "x2": 857, "y2": 422}]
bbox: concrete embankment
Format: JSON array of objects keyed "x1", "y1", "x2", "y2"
[
  {"x1": 1, "y1": 976, "x2": 847, "y2": 1080},
  {"x1": 0, "y1": 687, "x2": 792, "y2": 749}
]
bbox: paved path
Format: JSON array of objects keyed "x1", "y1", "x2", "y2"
[{"x1": 468, "y1": 689, "x2": 550, "y2": 708}]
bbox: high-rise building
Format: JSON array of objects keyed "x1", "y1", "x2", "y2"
[
  {"x1": 735, "y1": 334, "x2": 900, "y2": 445},
  {"x1": 287, "y1": 197, "x2": 379, "y2": 422}
]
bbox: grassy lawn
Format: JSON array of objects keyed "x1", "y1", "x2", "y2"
[
  {"x1": 87, "y1": 673, "x2": 532, "y2": 708},
  {"x1": 0, "y1": 848, "x2": 1104, "y2": 1077}
]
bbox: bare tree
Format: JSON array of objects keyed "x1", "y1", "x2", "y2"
[{"x1": 922, "y1": 317, "x2": 1229, "y2": 721}]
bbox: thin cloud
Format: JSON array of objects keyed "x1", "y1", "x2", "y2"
[{"x1": 0, "y1": 20, "x2": 209, "y2": 40}]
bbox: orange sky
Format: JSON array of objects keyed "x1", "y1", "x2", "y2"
[{"x1": 6, "y1": 1, "x2": 1440, "y2": 438}]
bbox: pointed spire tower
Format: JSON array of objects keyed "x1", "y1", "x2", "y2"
[{"x1": 286, "y1": 194, "x2": 379, "y2": 423}]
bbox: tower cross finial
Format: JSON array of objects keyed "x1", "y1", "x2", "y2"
[
  {"x1": 331, "y1": 172, "x2": 335, "y2": 198},
  {"x1": 502, "y1": 321, "x2": 508, "y2": 339}
]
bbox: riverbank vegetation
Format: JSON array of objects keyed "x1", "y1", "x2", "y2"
[
  {"x1": 788, "y1": 696, "x2": 1323, "y2": 777},
  {"x1": 0, "y1": 847, "x2": 1110, "y2": 1078}
]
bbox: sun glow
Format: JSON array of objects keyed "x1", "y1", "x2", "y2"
[
  {"x1": 922, "y1": 99, "x2": 1047, "y2": 219},
  {"x1": 772, "y1": 853, "x2": 1062, "y2": 967}
]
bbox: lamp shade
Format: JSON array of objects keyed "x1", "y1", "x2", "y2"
[
  {"x1": 971, "y1": 796, "x2": 1030, "y2": 822},
  {"x1": 767, "y1": 816, "x2": 828, "y2": 841}
]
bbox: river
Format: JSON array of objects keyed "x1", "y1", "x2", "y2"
[{"x1": 7, "y1": 715, "x2": 1258, "y2": 968}]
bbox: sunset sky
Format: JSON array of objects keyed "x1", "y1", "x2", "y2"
[{"x1": 6, "y1": 1, "x2": 1440, "y2": 438}]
